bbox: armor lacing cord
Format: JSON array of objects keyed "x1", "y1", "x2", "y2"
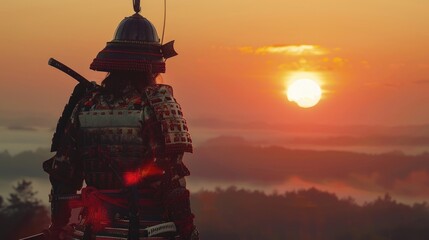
[{"x1": 69, "y1": 187, "x2": 156, "y2": 232}]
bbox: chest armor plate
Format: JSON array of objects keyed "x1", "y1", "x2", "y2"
[{"x1": 74, "y1": 84, "x2": 192, "y2": 189}]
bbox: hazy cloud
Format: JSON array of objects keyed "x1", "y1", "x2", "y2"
[
  {"x1": 7, "y1": 125, "x2": 37, "y2": 131},
  {"x1": 240, "y1": 45, "x2": 329, "y2": 56},
  {"x1": 278, "y1": 57, "x2": 347, "y2": 71},
  {"x1": 289, "y1": 135, "x2": 429, "y2": 146},
  {"x1": 413, "y1": 79, "x2": 429, "y2": 85},
  {"x1": 238, "y1": 44, "x2": 348, "y2": 72},
  {"x1": 189, "y1": 118, "x2": 272, "y2": 130},
  {"x1": 0, "y1": 112, "x2": 56, "y2": 129}
]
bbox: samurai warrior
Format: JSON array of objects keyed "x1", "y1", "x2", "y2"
[{"x1": 42, "y1": 2, "x2": 199, "y2": 240}]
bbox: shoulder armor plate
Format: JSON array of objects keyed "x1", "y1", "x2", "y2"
[{"x1": 145, "y1": 84, "x2": 193, "y2": 154}]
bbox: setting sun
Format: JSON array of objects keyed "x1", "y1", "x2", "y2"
[{"x1": 287, "y1": 79, "x2": 322, "y2": 108}]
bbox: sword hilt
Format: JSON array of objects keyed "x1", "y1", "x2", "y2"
[{"x1": 48, "y1": 58, "x2": 91, "y2": 86}]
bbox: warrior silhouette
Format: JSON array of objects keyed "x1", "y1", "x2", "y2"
[{"x1": 41, "y1": 1, "x2": 198, "y2": 239}]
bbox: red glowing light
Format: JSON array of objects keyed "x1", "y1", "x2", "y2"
[
  {"x1": 124, "y1": 172, "x2": 140, "y2": 185},
  {"x1": 124, "y1": 162, "x2": 163, "y2": 186}
]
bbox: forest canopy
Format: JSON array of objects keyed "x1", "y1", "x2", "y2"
[{"x1": 3, "y1": 181, "x2": 429, "y2": 240}]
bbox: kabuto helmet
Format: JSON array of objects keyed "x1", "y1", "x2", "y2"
[{"x1": 90, "y1": 0, "x2": 177, "y2": 73}]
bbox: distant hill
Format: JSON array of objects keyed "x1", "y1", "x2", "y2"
[
  {"x1": 188, "y1": 136, "x2": 429, "y2": 199},
  {"x1": 0, "y1": 148, "x2": 52, "y2": 179},
  {"x1": 1, "y1": 136, "x2": 428, "y2": 200}
]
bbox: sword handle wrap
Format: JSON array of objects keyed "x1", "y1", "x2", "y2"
[{"x1": 48, "y1": 58, "x2": 91, "y2": 86}]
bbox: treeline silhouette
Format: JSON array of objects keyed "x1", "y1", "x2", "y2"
[
  {"x1": 191, "y1": 186, "x2": 429, "y2": 240},
  {"x1": 2, "y1": 181, "x2": 429, "y2": 240},
  {"x1": 0, "y1": 180, "x2": 50, "y2": 239}
]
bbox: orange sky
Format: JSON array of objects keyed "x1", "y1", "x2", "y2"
[
  {"x1": 1, "y1": 0, "x2": 429, "y2": 136},
  {"x1": 1, "y1": 0, "x2": 429, "y2": 204}
]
